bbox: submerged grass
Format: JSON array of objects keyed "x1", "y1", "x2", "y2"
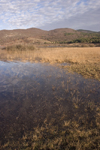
[
  {"x1": 2, "y1": 102, "x2": 100, "y2": 150},
  {"x1": 68, "y1": 63, "x2": 100, "y2": 81}
]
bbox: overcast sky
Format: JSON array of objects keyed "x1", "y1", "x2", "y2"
[{"x1": 0, "y1": 0, "x2": 100, "y2": 31}]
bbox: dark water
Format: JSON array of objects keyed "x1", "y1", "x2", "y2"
[{"x1": 0, "y1": 60, "x2": 100, "y2": 145}]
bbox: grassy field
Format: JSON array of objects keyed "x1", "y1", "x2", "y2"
[{"x1": 0, "y1": 46, "x2": 100, "y2": 81}]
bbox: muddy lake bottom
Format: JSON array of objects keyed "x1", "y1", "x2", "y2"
[{"x1": 0, "y1": 60, "x2": 100, "y2": 149}]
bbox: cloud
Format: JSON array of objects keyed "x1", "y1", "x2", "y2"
[{"x1": 0, "y1": 0, "x2": 100, "y2": 31}]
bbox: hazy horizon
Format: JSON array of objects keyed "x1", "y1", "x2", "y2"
[
  {"x1": 0, "y1": 0, "x2": 100, "y2": 31},
  {"x1": 0, "y1": 27, "x2": 100, "y2": 32}
]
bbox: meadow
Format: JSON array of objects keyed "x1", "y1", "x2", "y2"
[
  {"x1": 0, "y1": 46, "x2": 100, "y2": 150},
  {"x1": 0, "y1": 46, "x2": 100, "y2": 81}
]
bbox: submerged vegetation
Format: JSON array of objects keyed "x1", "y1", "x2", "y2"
[
  {"x1": 68, "y1": 63, "x2": 100, "y2": 81},
  {"x1": 0, "y1": 43, "x2": 100, "y2": 149},
  {"x1": 1, "y1": 97, "x2": 100, "y2": 149}
]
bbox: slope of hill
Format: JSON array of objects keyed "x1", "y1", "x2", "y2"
[{"x1": 0, "y1": 28, "x2": 100, "y2": 46}]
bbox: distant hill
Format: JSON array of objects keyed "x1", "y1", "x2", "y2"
[
  {"x1": 77, "y1": 29, "x2": 97, "y2": 33},
  {"x1": 0, "y1": 28, "x2": 100, "y2": 45}
]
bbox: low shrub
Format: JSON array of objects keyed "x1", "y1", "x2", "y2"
[{"x1": 6, "y1": 44, "x2": 35, "y2": 51}]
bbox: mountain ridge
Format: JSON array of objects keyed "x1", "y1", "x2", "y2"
[{"x1": 0, "y1": 28, "x2": 100, "y2": 46}]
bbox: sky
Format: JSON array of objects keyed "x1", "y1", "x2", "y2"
[{"x1": 0, "y1": 0, "x2": 100, "y2": 31}]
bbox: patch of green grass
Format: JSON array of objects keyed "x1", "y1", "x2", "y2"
[
  {"x1": 64, "y1": 33, "x2": 74, "y2": 36},
  {"x1": 68, "y1": 37, "x2": 100, "y2": 44}
]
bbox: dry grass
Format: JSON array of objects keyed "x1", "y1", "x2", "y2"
[
  {"x1": 0, "y1": 46, "x2": 100, "y2": 80},
  {"x1": 2, "y1": 103, "x2": 100, "y2": 150},
  {"x1": 3, "y1": 44, "x2": 35, "y2": 51}
]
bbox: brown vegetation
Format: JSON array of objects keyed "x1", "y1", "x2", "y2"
[
  {"x1": 0, "y1": 28, "x2": 78, "y2": 44},
  {"x1": 2, "y1": 101, "x2": 100, "y2": 150},
  {"x1": 0, "y1": 28, "x2": 100, "y2": 46},
  {"x1": 0, "y1": 46, "x2": 100, "y2": 80}
]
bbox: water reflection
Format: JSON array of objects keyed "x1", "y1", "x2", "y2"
[{"x1": 0, "y1": 59, "x2": 100, "y2": 148}]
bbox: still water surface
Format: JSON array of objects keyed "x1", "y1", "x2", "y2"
[{"x1": 0, "y1": 60, "x2": 100, "y2": 145}]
